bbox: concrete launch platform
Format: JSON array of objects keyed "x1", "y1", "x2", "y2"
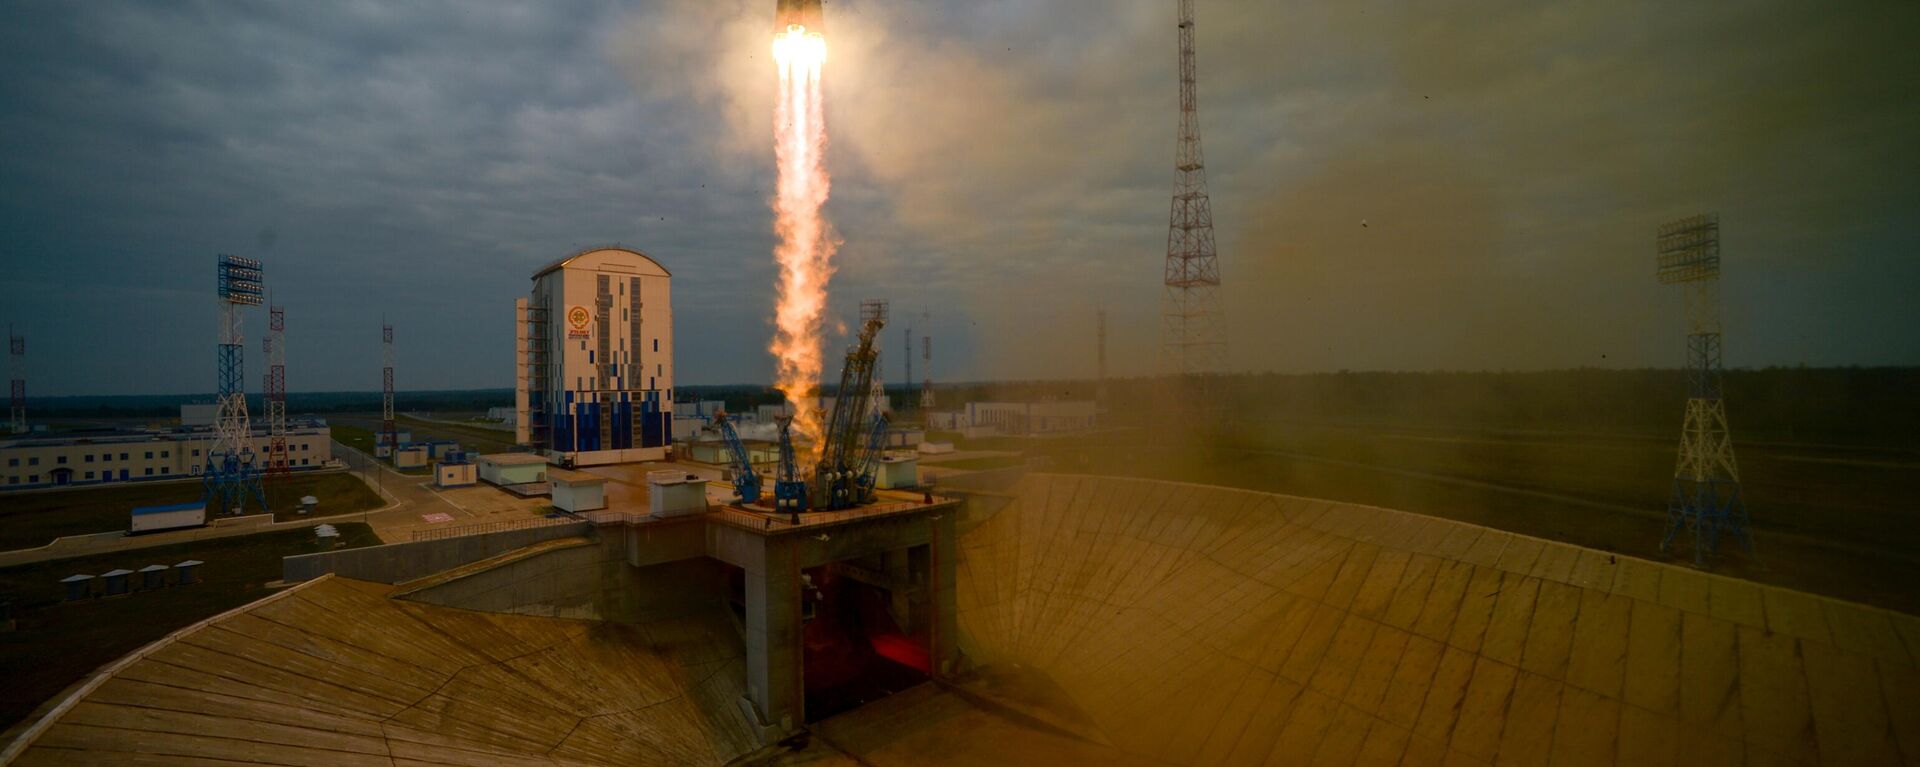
[{"x1": 5, "y1": 473, "x2": 1917, "y2": 765}]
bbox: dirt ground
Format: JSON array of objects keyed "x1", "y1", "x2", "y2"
[{"x1": 1022, "y1": 419, "x2": 1920, "y2": 614}]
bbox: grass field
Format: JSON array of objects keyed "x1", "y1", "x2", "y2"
[
  {"x1": 330, "y1": 423, "x2": 380, "y2": 456},
  {"x1": 0, "y1": 523, "x2": 383, "y2": 731},
  {"x1": 0, "y1": 472, "x2": 382, "y2": 551}
]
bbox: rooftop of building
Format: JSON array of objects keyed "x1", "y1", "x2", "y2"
[{"x1": 529, "y1": 244, "x2": 671, "y2": 281}]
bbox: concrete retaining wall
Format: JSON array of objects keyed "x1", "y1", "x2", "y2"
[{"x1": 282, "y1": 521, "x2": 593, "y2": 584}]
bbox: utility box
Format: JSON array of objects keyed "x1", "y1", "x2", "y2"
[
  {"x1": 61, "y1": 574, "x2": 94, "y2": 601},
  {"x1": 394, "y1": 446, "x2": 429, "y2": 469},
  {"x1": 549, "y1": 469, "x2": 607, "y2": 513},
  {"x1": 130, "y1": 501, "x2": 207, "y2": 534},
  {"x1": 436, "y1": 461, "x2": 477, "y2": 488},
  {"x1": 649, "y1": 471, "x2": 709, "y2": 518},
  {"x1": 875, "y1": 457, "x2": 919, "y2": 490},
  {"x1": 101, "y1": 569, "x2": 133, "y2": 597}
]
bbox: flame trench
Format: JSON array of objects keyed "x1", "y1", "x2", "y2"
[{"x1": 771, "y1": 24, "x2": 833, "y2": 463}]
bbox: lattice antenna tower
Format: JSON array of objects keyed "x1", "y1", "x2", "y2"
[
  {"x1": 206, "y1": 255, "x2": 267, "y2": 514},
  {"x1": 903, "y1": 318, "x2": 913, "y2": 410},
  {"x1": 264, "y1": 304, "x2": 289, "y2": 483},
  {"x1": 1655, "y1": 214, "x2": 1752, "y2": 565},
  {"x1": 861, "y1": 300, "x2": 889, "y2": 415},
  {"x1": 382, "y1": 323, "x2": 396, "y2": 454},
  {"x1": 919, "y1": 331, "x2": 934, "y2": 409},
  {"x1": 1096, "y1": 308, "x2": 1108, "y2": 409},
  {"x1": 7, "y1": 326, "x2": 23, "y2": 434},
  {"x1": 1162, "y1": 0, "x2": 1225, "y2": 380}
]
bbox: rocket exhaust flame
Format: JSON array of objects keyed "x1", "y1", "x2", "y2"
[{"x1": 771, "y1": 20, "x2": 832, "y2": 464}]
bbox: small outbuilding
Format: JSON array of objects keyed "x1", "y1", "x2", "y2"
[
  {"x1": 139, "y1": 564, "x2": 170, "y2": 590},
  {"x1": 175, "y1": 560, "x2": 204, "y2": 585},
  {"x1": 875, "y1": 456, "x2": 920, "y2": 490},
  {"x1": 129, "y1": 501, "x2": 206, "y2": 534},
  {"x1": 476, "y1": 453, "x2": 549, "y2": 486},
  {"x1": 648, "y1": 470, "x2": 709, "y2": 518},
  {"x1": 435, "y1": 460, "x2": 477, "y2": 488},
  {"x1": 393, "y1": 445, "x2": 429, "y2": 469},
  {"x1": 101, "y1": 569, "x2": 134, "y2": 597},
  {"x1": 61, "y1": 574, "x2": 95, "y2": 601},
  {"x1": 548, "y1": 469, "x2": 607, "y2": 513}
]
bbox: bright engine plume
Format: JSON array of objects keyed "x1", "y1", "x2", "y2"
[{"x1": 770, "y1": 7, "x2": 832, "y2": 463}]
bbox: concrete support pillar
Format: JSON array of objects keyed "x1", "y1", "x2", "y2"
[
  {"x1": 929, "y1": 513, "x2": 959, "y2": 677},
  {"x1": 883, "y1": 548, "x2": 915, "y2": 632},
  {"x1": 745, "y1": 536, "x2": 802, "y2": 733}
]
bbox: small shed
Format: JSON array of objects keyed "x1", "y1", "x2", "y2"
[
  {"x1": 101, "y1": 569, "x2": 134, "y2": 597},
  {"x1": 683, "y1": 441, "x2": 731, "y2": 465},
  {"x1": 476, "y1": 453, "x2": 549, "y2": 486},
  {"x1": 139, "y1": 564, "x2": 169, "y2": 590},
  {"x1": 393, "y1": 445, "x2": 429, "y2": 469},
  {"x1": 175, "y1": 560, "x2": 204, "y2": 585},
  {"x1": 549, "y1": 469, "x2": 608, "y2": 513},
  {"x1": 427, "y1": 441, "x2": 461, "y2": 458},
  {"x1": 61, "y1": 574, "x2": 95, "y2": 602},
  {"x1": 875, "y1": 456, "x2": 920, "y2": 490},
  {"x1": 130, "y1": 501, "x2": 207, "y2": 534},
  {"x1": 649, "y1": 471, "x2": 709, "y2": 518},
  {"x1": 436, "y1": 460, "x2": 477, "y2": 488}
]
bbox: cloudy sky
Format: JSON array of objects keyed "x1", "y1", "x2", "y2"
[{"x1": 2, "y1": 1, "x2": 1915, "y2": 395}]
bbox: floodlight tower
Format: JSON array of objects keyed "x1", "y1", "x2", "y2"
[
  {"x1": 1162, "y1": 0, "x2": 1225, "y2": 381},
  {"x1": 1655, "y1": 214, "x2": 1752, "y2": 565},
  {"x1": 263, "y1": 305, "x2": 289, "y2": 484},
  {"x1": 919, "y1": 333, "x2": 933, "y2": 409},
  {"x1": 206, "y1": 255, "x2": 267, "y2": 515},
  {"x1": 381, "y1": 323, "x2": 396, "y2": 454},
  {"x1": 7, "y1": 327, "x2": 23, "y2": 434},
  {"x1": 861, "y1": 299, "x2": 889, "y2": 414}
]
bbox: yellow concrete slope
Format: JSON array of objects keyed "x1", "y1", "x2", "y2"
[
  {"x1": 954, "y1": 473, "x2": 1920, "y2": 766},
  {"x1": 3, "y1": 576, "x2": 757, "y2": 766}
]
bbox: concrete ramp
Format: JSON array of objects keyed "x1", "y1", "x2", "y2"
[
  {"x1": 1, "y1": 576, "x2": 759, "y2": 766},
  {"x1": 954, "y1": 474, "x2": 1920, "y2": 766}
]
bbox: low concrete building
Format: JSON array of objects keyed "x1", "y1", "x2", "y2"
[
  {"x1": 129, "y1": 501, "x2": 206, "y2": 534},
  {"x1": 549, "y1": 469, "x2": 607, "y2": 513},
  {"x1": 476, "y1": 453, "x2": 549, "y2": 486},
  {"x1": 0, "y1": 423, "x2": 334, "y2": 492},
  {"x1": 964, "y1": 400, "x2": 1097, "y2": 435}
]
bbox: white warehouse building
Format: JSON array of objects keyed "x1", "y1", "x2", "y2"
[{"x1": 515, "y1": 247, "x2": 674, "y2": 467}]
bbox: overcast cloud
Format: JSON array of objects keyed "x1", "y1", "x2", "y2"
[{"x1": 1, "y1": 0, "x2": 1915, "y2": 395}]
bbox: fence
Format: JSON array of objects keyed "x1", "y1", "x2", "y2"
[{"x1": 409, "y1": 514, "x2": 582, "y2": 542}]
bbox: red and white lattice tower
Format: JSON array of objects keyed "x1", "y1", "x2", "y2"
[
  {"x1": 381, "y1": 323, "x2": 396, "y2": 452},
  {"x1": 1162, "y1": 0, "x2": 1225, "y2": 380},
  {"x1": 263, "y1": 305, "x2": 289, "y2": 483},
  {"x1": 7, "y1": 327, "x2": 23, "y2": 434}
]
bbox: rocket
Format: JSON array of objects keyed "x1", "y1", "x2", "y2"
[{"x1": 775, "y1": 0, "x2": 824, "y2": 35}]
